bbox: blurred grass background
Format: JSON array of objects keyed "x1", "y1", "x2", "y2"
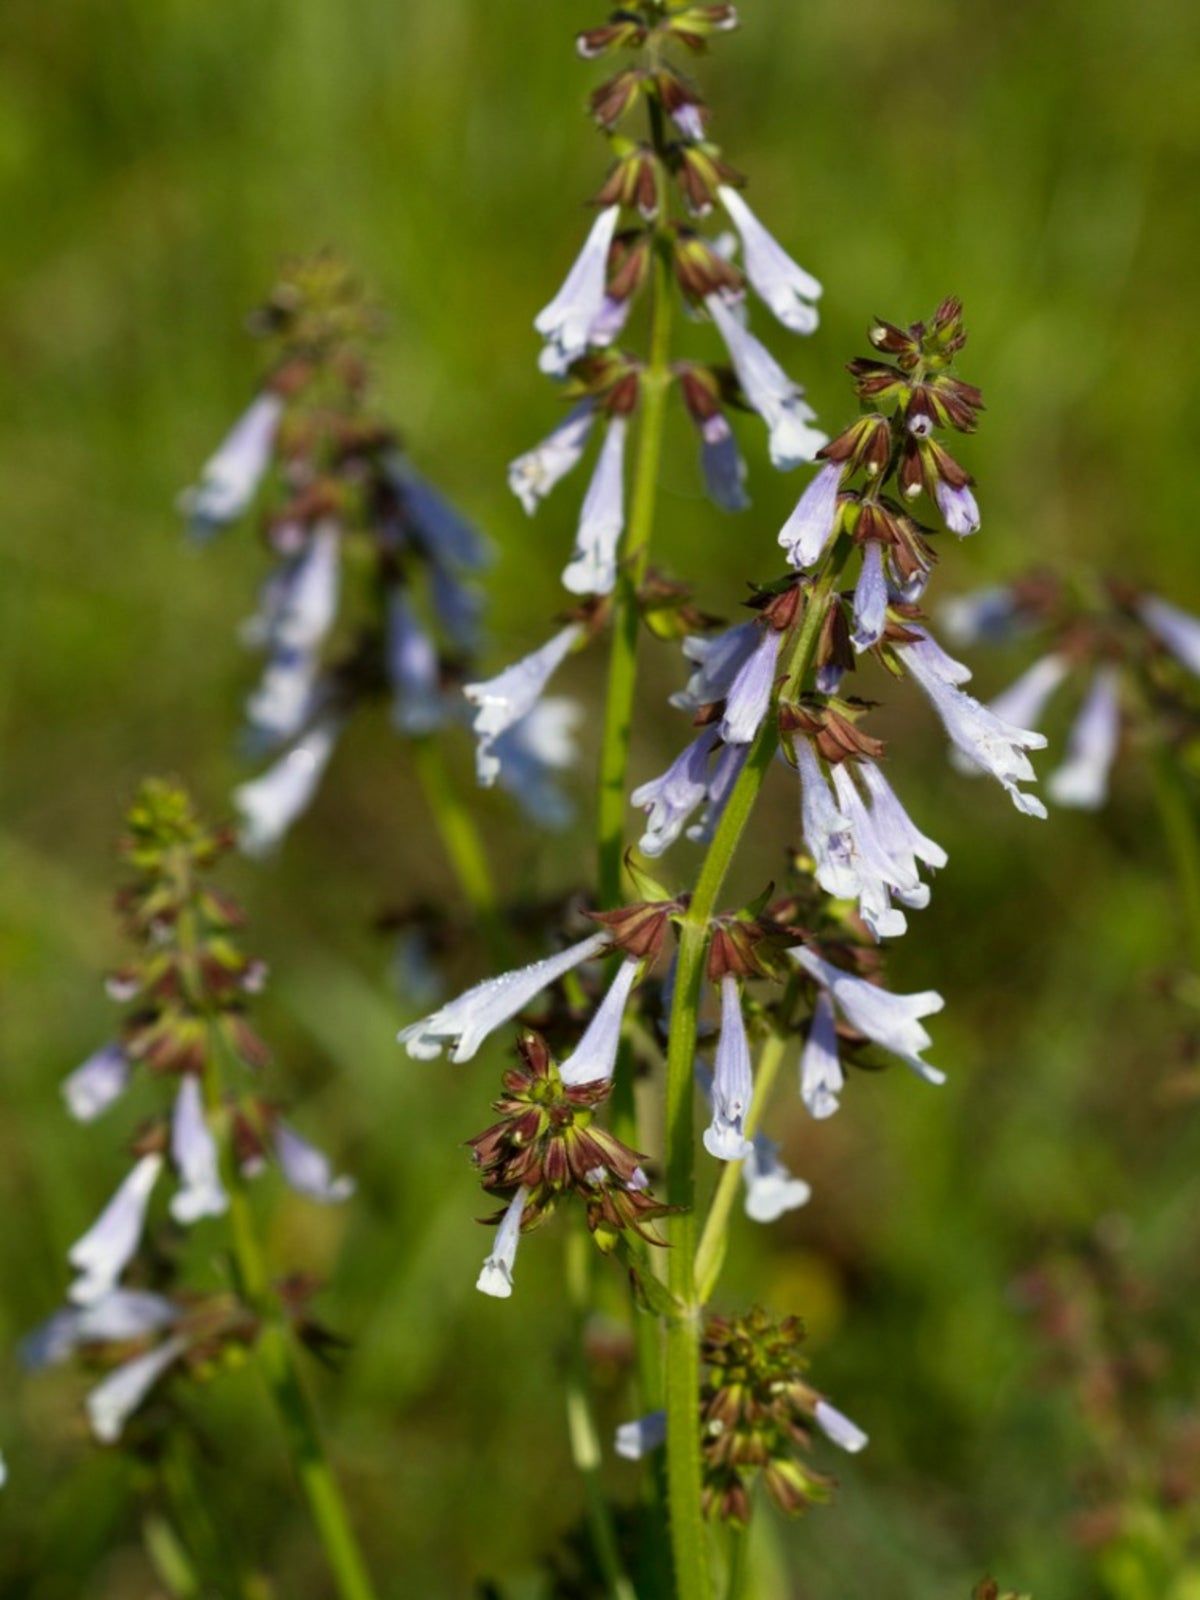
[{"x1": 3, "y1": 0, "x2": 1200, "y2": 1594}]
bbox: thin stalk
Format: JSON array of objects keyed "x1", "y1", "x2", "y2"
[
  {"x1": 410, "y1": 735, "x2": 505, "y2": 966},
  {"x1": 694, "y1": 1026, "x2": 792, "y2": 1304},
  {"x1": 723, "y1": 1525, "x2": 750, "y2": 1600},
  {"x1": 660, "y1": 552, "x2": 849, "y2": 1600},
  {"x1": 596, "y1": 239, "x2": 676, "y2": 908},
  {"x1": 141, "y1": 1513, "x2": 201, "y2": 1599},
  {"x1": 1148, "y1": 738, "x2": 1200, "y2": 972},
  {"x1": 564, "y1": 1224, "x2": 639, "y2": 1600}
]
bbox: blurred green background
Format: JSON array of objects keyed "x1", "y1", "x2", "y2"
[{"x1": 3, "y1": 0, "x2": 1200, "y2": 1594}]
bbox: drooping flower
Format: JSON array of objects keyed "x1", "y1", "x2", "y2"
[
  {"x1": 86, "y1": 1334, "x2": 191, "y2": 1444},
  {"x1": 851, "y1": 542, "x2": 889, "y2": 652},
  {"x1": 490, "y1": 697, "x2": 581, "y2": 829},
  {"x1": 706, "y1": 296, "x2": 825, "y2": 469},
  {"x1": 986, "y1": 653, "x2": 1071, "y2": 732},
  {"x1": 794, "y1": 739, "x2": 858, "y2": 901},
  {"x1": 813, "y1": 1399, "x2": 869, "y2": 1454},
  {"x1": 615, "y1": 1409, "x2": 667, "y2": 1460},
  {"x1": 562, "y1": 417, "x2": 629, "y2": 595},
  {"x1": 234, "y1": 720, "x2": 341, "y2": 856},
  {"x1": 68, "y1": 1154, "x2": 164, "y2": 1305},
  {"x1": 830, "y1": 762, "x2": 925, "y2": 935},
  {"x1": 429, "y1": 562, "x2": 485, "y2": 655},
  {"x1": 742, "y1": 1133, "x2": 811, "y2": 1222},
  {"x1": 670, "y1": 622, "x2": 761, "y2": 713},
  {"x1": 559, "y1": 960, "x2": 642, "y2": 1086},
  {"x1": 798, "y1": 991, "x2": 843, "y2": 1119},
  {"x1": 717, "y1": 187, "x2": 821, "y2": 334},
  {"x1": 688, "y1": 742, "x2": 749, "y2": 846},
  {"x1": 62, "y1": 1044, "x2": 131, "y2": 1123},
  {"x1": 1046, "y1": 665, "x2": 1122, "y2": 810},
  {"x1": 720, "y1": 627, "x2": 781, "y2": 745},
  {"x1": 631, "y1": 727, "x2": 721, "y2": 857},
  {"x1": 895, "y1": 624, "x2": 973, "y2": 686},
  {"x1": 857, "y1": 760, "x2": 948, "y2": 885},
  {"x1": 463, "y1": 623, "x2": 584, "y2": 787},
  {"x1": 391, "y1": 461, "x2": 491, "y2": 573},
  {"x1": 791, "y1": 947, "x2": 945, "y2": 1086},
  {"x1": 508, "y1": 404, "x2": 597, "y2": 515},
  {"x1": 273, "y1": 1122, "x2": 356, "y2": 1204},
  {"x1": 898, "y1": 633, "x2": 1047, "y2": 817},
  {"x1": 180, "y1": 393, "x2": 284, "y2": 535},
  {"x1": 695, "y1": 412, "x2": 750, "y2": 512},
  {"x1": 476, "y1": 1188, "x2": 529, "y2": 1300},
  {"x1": 703, "y1": 975, "x2": 754, "y2": 1161},
  {"x1": 22, "y1": 1290, "x2": 180, "y2": 1370},
  {"x1": 387, "y1": 591, "x2": 445, "y2": 735},
  {"x1": 1138, "y1": 595, "x2": 1200, "y2": 677},
  {"x1": 934, "y1": 479, "x2": 980, "y2": 536},
  {"x1": 939, "y1": 584, "x2": 1022, "y2": 647},
  {"x1": 398, "y1": 932, "x2": 611, "y2": 1062},
  {"x1": 244, "y1": 648, "x2": 320, "y2": 748},
  {"x1": 533, "y1": 206, "x2": 621, "y2": 372},
  {"x1": 270, "y1": 523, "x2": 341, "y2": 652},
  {"x1": 169, "y1": 1076, "x2": 228, "y2": 1225},
  {"x1": 778, "y1": 461, "x2": 841, "y2": 569}
]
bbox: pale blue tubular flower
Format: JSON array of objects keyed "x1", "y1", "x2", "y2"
[
  {"x1": 398, "y1": 932, "x2": 611, "y2": 1062},
  {"x1": 269, "y1": 522, "x2": 341, "y2": 653},
  {"x1": 234, "y1": 720, "x2": 341, "y2": 856},
  {"x1": 778, "y1": 460, "x2": 841, "y2": 569},
  {"x1": 705, "y1": 295, "x2": 826, "y2": 469},
  {"x1": 476, "y1": 1188, "x2": 529, "y2": 1300},
  {"x1": 631, "y1": 727, "x2": 721, "y2": 857},
  {"x1": 857, "y1": 760, "x2": 948, "y2": 884},
  {"x1": 897, "y1": 631, "x2": 1047, "y2": 817},
  {"x1": 687, "y1": 742, "x2": 749, "y2": 847},
  {"x1": 829, "y1": 763, "x2": 919, "y2": 938},
  {"x1": 794, "y1": 739, "x2": 858, "y2": 900},
  {"x1": 670, "y1": 621, "x2": 761, "y2": 714},
  {"x1": 559, "y1": 960, "x2": 642, "y2": 1086},
  {"x1": 799, "y1": 990, "x2": 843, "y2": 1119},
  {"x1": 387, "y1": 591, "x2": 445, "y2": 735},
  {"x1": 939, "y1": 583, "x2": 1023, "y2": 647},
  {"x1": 508, "y1": 403, "x2": 597, "y2": 515},
  {"x1": 87, "y1": 1334, "x2": 192, "y2": 1444},
  {"x1": 716, "y1": 186, "x2": 822, "y2": 335},
  {"x1": 814, "y1": 1399, "x2": 869, "y2": 1454},
  {"x1": 1139, "y1": 594, "x2": 1200, "y2": 676},
  {"x1": 68, "y1": 1154, "x2": 164, "y2": 1305},
  {"x1": 1046, "y1": 665, "x2": 1122, "y2": 810},
  {"x1": 703, "y1": 975, "x2": 755, "y2": 1162},
  {"x1": 934, "y1": 479, "x2": 980, "y2": 536},
  {"x1": 791, "y1": 947, "x2": 945, "y2": 1087},
  {"x1": 719, "y1": 627, "x2": 782, "y2": 745},
  {"x1": 244, "y1": 647, "x2": 320, "y2": 749},
  {"x1": 742, "y1": 1133, "x2": 811, "y2": 1222},
  {"x1": 986, "y1": 652, "x2": 1072, "y2": 731},
  {"x1": 430, "y1": 563, "x2": 486, "y2": 656},
  {"x1": 464, "y1": 622, "x2": 584, "y2": 787},
  {"x1": 273, "y1": 1122, "x2": 356, "y2": 1204},
  {"x1": 696, "y1": 412, "x2": 750, "y2": 512},
  {"x1": 614, "y1": 1409, "x2": 667, "y2": 1460},
  {"x1": 180, "y1": 392, "x2": 283, "y2": 536},
  {"x1": 390, "y1": 460, "x2": 491, "y2": 574},
  {"x1": 562, "y1": 416, "x2": 629, "y2": 596},
  {"x1": 491, "y1": 697, "x2": 582, "y2": 830},
  {"x1": 895, "y1": 624, "x2": 973, "y2": 686},
  {"x1": 22, "y1": 1290, "x2": 180, "y2": 1371},
  {"x1": 851, "y1": 542, "x2": 889, "y2": 652},
  {"x1": 534, "y1": 205, "x2": 621, "y2": 372},
  {"x1": 62, "y1": 1043, "x2": 131, "y2": 1123},
  {"x1": 169, "y1": 1076, "x2": 228, "y2": 1225}
]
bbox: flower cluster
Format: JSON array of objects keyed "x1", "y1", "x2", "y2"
[
  {"x1": 26, "y1": 781, "x2": 352, "y2": 1442},
  {"x1": 940, "y1": 569, "x2": 1200, "y2": 810},
  {"x1": 182, "y1": 255, "x2": 578, "y2": 851},
  {"x1": 616, "y1": 1307, "x2": 866, "y2": 1525}
]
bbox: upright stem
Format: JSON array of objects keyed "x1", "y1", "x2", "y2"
[
  {"x1": 596, "y1": 239, "x2": 676, "y2": 908},
  {"x1": 1148, "y1": 737, "x2": 1200, "y2": 973},
  {"x1": 410, "y1": 735, "x2": 505, "y2": 966},
  {"x1": 660, "y1": 553, "x2": 847, "y2": 1600}
]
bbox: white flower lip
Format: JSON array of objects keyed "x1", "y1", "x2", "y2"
[
  {"x1": 476, "y1": 1188, "x2": 528, "y2": 1300},
  {"x1": 561, "y1": 417, "x2": 629, "y2": 596}
]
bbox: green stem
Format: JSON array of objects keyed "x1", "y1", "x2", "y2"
[
  {"x1": 410, "y1": 735, "x2": 505, "y2": 966},
  {"x1": 564, "y1": 1224, "x2": 639, "y2": 1600},
  {"x1": 660, "y1": 553, "x2": 848, "y2": 1600},
  {"x1": 723, "y1": 1525, "x2": 749, "y2": 1600},
  {"x1": 1148, "y1": 738, "x2": 1200, "y2": 973},
  {"x1": 694, "y1": 1026, "x2": 792, "y2": 1305},
  {"x1": 596, "y1": 240, "x2": 675, "y2": 908},
  {"x1": 142, "y1": 1513, "x2": 201, "y2": 1599}
]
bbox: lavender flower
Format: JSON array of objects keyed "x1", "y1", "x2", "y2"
[
  {"x1": 533, "y1": 205, "x2": 621, "y2": 372},
  {"x1": 491, "y1": 697, "x2": 582, "y2": 829},
  {"x1": 720, "y1": 628, "x2": 781, "y2": 744},
  {"x1": 717, "y1": 187, "x2": 821, "y2": 334},
  {"x1": 559, "y1": 960, "x2": 642, "y2": 1086},
  {"x1": 180, "y1": 393, "x2": 283, "y2": 534},
  {"x1": 814, "y1": 1399, "x2": 868, "y2": 1454},
  {"x1": 463, "y1": 622, "x2": 583, "y2": 787},
  {"x1": 696, "y1": 412, "x2": 750, "y2": 512},
  {"x1": 508, "y1": 404, "x2": 596, "y2": 514},
  {"x1": 391, "y1": 462, "x2": 490, "y2": 573},
  {"x1": 898, "y1": 633, "x2": 1047, "y2": 817},
  {"x1": 23, "y1": 1290, "x2": 180, "y2": 1370},
  {"x1": 387, "y1": 591, "x2": 445, "y2": 735},
  {"x1": 398, "y1": 932, "x2": 610, "y2": 1062},
  {"x1": 1139, "y1": 595, "x2": 1200, "y2": 677},
  {"x1": 791, "y1": 947, "x2": 945, "y2": 1086},
  {"x1": 562, "y1": 417, "x2": 628, "y2": 595},
  {"x1": 87, "y1": 1334, "x2": 191, "y2": 1444},
  {"x1": 273, "y1": 1123, "x2": 356, "y2": 1204},
  {"x1": 169, "y1": 1076, "x2": 228, "y2": 1225},
  {"x1": 688, "y1": 742, "x2": 749, "y2": 846},
  {"x1": 934, "y1": 479, "x2": 980, "y2": 536},
  {"x1": 245, "y1": 649, "x2": 319, "y2": 747},
  {"x1": 235, "y1": 720, "x2": 341, "y2": 856},
  {"x1": 271, "y1": 523, "x2": 341, "y2": 652},
  {"x1": 671, "y1": 621, "x2": 761, "y2": 713},
  {"x1": 631, "y1": 727, "x2": 721, "y2": 857},
  {"x1": 939, "y1": 584, "x2": 1022, "y2": 647},
  {"x1": 476, "y1": 1188, "x2": 528, "y2": 1300},
  {"x1": 778, "y1": 461, "x2": 841, "y2": 569},
  {"x1": 858, "y1": 760, "x2": 948, "y2": 883},
  {"x1": 799, "y1": 991, "x2": 843, "y2": 1119},
  {"x1": 68, "y1": 1154, "x2": 164, "y2": 1305},
  {"x1": 62, "y1": 1044, "x2": 131, "y2": 1123},
  {"x1": 851, "y1": 542, "x2": 889, "y2": 652},
  {"x1": 742, "y1": 1134, "x2": 811, "y2": 1222},
  {"x1": 615, "y1": 1410, "x2": 667, "y2": 1460},
  {"x1": 703, "y1": 976, "x2": 754, "y2": 1161},
  {"x1": 1046, "y1": 665, "x2": 1122, "y2": 810},
  {"x1": 706, "y1": 295, "x2": 826, "y2": 469},
  {"x1": 795, "y1": 740, "x2": 858, "y2": 901},
  {"x1": 987, "y1": 652, "x2": 1071, "y2": 732}
]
